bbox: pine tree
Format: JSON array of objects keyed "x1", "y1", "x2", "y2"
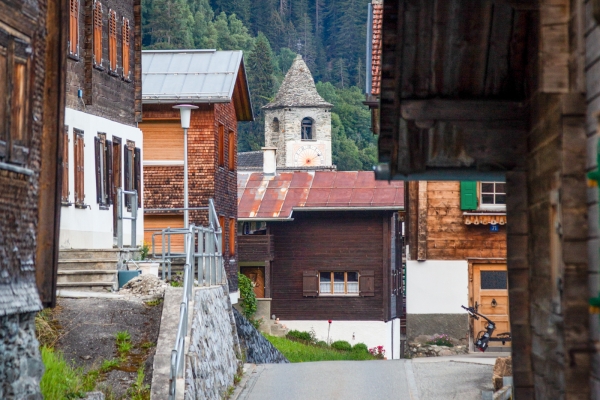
[
  {"x1": 144, "y1": 0, "x2": 194, "y2": 49},
  {"x1": 238, "y1": 33, "x2": 276, "y2": 152}
]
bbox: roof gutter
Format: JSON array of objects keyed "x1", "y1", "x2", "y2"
[
  {"x1": 142, "y1": 97, "x2": 231, "y2": 104},
  {"x1": 292, "y1": 206, "x2": 404, "y2": 212},
  {"x1": 237, "y1": 217, "x2": 294, "y2": 222}
]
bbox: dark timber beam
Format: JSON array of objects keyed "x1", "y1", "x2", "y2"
[{"x1": 400, "y1": 99, "x2": 527, "y2": 122}]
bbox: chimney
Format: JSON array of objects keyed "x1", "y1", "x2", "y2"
[{"x1": 262, "y1": 147, "x2": 277, "y2": 176}]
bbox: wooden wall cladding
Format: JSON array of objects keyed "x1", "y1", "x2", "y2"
[
  {"x1": 139, "y1": 121, "x2": 183, "y2": 161},
  {"x1": 144, "y1": 214, "x2": 184, "y2": 253},
  {"x1": 269, "y1": 211, "x2": 389, "y2": 321},
  {"x1": 238, "y1": 235, "x2": 273, "y2": 262},
  {"x1": 424, "y1": 181, "x2": 506, "y2": 260}
]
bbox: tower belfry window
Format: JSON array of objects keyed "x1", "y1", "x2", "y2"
[{"x1": 301, "y1": 117, "x2": 313, "y2": 140}]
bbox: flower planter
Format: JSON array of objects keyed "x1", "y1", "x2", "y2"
[{"x1": 126, "y1": 261, "x2": 159, "y2": 277}]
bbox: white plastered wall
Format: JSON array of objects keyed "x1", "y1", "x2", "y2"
[
  {"x1": 278, "y1": 319, "x2": 402, "y2": 359},
  {"x1": 406, "y1": 260, "x2": 469, "y2": 314},
  {"x1": 60, "y1": 108, "x2": 144, "y2": 249}
]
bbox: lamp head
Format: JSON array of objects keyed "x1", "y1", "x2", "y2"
[{"x1": 172, "y1": 104, "x2": 199, "y2": 129}]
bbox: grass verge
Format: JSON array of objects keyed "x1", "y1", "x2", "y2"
[
  {"x1": 264, "y1": 335, "x2": 377, "y2": 362},
  {"x1": 40, "y1": 346, "x2": 97, "y2": 400}
]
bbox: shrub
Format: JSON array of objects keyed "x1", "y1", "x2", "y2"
[
  {"x1": 369, "y1": 345, "x2": 386, "y2": 359},
  {"x1": 140, "y1": 241, "x2": 150, "y2": 261},
  {"x1": 286, "y1": 330, "x2": 314, "y2": 343},
  {"x1": 331, "y1": 340, "x2": 352, "y2": 352},
  {"x1": 316, "y1": 340, "x2": 328, "y2": 348},
  {"x1": 250, "y1": 318, "x2": 263, "y2": 330},
  {"x1": 425, "y1": 334, "x2": 454, "y2": 347},
  {"x1": 238, "y1": 273, "x2": 257, "y2": 319},
  {"x1": 352, "y1": 343, "x2": 368, "y2": 354}
]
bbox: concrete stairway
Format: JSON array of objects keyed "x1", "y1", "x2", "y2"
[{"x1": 57, "y1": 249, "x2": 120, "y2": 292}]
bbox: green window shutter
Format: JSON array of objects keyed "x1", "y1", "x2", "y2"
[{"x1": 461, "y1": 181, "x2": 478, "y2": 210}]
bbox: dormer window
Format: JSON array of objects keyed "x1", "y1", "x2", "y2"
[{"x1": 301, "y1": 117, "x2": 313, "y2": 140}]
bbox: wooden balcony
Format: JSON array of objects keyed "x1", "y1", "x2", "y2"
[{"x1": 238, "y1": 234, "x2": 274, "y2": 262}]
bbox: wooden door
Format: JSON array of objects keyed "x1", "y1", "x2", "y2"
[
  {"x1": 241, "y1": 267, "x2": 265, "y2": 298},
  {"x1": 472, "y1": 264, "x2": 510, "y2": 348}
]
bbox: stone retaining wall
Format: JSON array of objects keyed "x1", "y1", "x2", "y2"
[
  {"x1": 233, "y1": 308, "x2": 289, "y2": 364},
  {"x1": 185, "y1": 286, "x2": 241, "y2": 400},
  {"x1": 0, "y1": 312, "x2": 44, "y2": 400}
]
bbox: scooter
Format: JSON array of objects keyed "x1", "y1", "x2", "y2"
[{"x1": 461, "y1": 305, "x2": 511, "y2": 352}]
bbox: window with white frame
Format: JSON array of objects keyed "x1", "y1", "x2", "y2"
[
  {"x1": 319, "y1": 272, "x2": 359, "y2": 295},
  {"x1": 480, "y1": 182, "x2": 506, "y2": 210}
]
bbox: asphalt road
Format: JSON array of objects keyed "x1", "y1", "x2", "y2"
[{"x1": 237, "y1": 358, "x2": 494, "y2": 400}]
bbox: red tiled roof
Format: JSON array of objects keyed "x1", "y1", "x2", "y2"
[
  {"x1": 237, "y1": 171, "x2": 404, "y2": 219},
  {"x1": 371, "y1": 2, "x2": 383, "y2": 96}
]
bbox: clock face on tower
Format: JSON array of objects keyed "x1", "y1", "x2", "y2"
[{"x1": 294, "y1": 145, "x2": 324, "y2": 167}]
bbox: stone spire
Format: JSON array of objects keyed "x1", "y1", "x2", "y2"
[{"x1": 263, "y1": 55, "x2": 332, "y2": 109}]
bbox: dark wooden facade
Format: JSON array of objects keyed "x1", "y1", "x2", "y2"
[
  {"x1": 240, "y1": 211, "x2": 402, "y2": 322},
  {"x1": 238, "y1": 235, "x2": 274, "y2": 262},
  {"x1": 66, "y1": 0, "x2": 141, "y2": 125},
  {"x1": 0, "y1": 0, "x2": 65, "y2": 309}
]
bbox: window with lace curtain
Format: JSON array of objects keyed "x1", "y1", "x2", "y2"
[{"x1": 319, "y1": 272, "x2": 359, "y2": 295}]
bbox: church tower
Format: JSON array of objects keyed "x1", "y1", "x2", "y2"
[{"x1": 263, "y1": 55, "x2": 333, "y2": 168}]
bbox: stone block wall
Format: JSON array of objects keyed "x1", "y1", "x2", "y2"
[
  {"x1": 185, "y1": 286, "x2": 241, "y2": 400},
  {"x1": 0, "y1": 312, "x2": 44, "y2": 400},
  {"x1": 233, "y1": 308, "x2": 289, "y2": 364},
  {"x1": 264, "y1": 107, "x2": 332, "y2": 167}
]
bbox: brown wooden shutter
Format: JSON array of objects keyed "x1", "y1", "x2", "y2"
[
  {"x1": 93, "y1": 1, "x2": 102, "y2": 66},
  {"x1": 134, "y1": 147, "x2": 141, "y2": 207},
  {"x1": 61, "y1": 126, "x2": 69, "y2": 203},
  {"x1": 228, "y1": 130, "x2": 235, "y2": 171},
  {"x1": 10, "y1": 59, "x2": 28, "y2": 165},
  {"x1": 0, "y1": 48, "x2": 7, "y2": 159},
  {"x1": 218, "y1": 124, "x2": 224, "y2": 167},
  {"x1": 303, "y1": 270, "x2": 318, "y2": 297},
  {"x1": 229, "y1": 218, "x2": 236, "y2": 256},
  {"x1": 124, "y1": 146, "x2": 130, "y2": 207},
  {"x1": 73, "y1": 130, "x2": 84, "y2": 205},
  {"x1": 122, "y1": 18, "x2": 130, "y2": 79},
  {"x1": 359, "y1": 270, "x2": 375, "y2": 297},
  {"x1": 69, "y1": 0, "x2": 79, "y2": 56},
  {"x1": 108, "y1": 10, "x2": 116, "y2": 71},
  {"x1": 94, "y1": 136, "x2": 102, "y2": 204},
  {"x1": 105, "y1": 139, "x2": 113, "y2": 205}
]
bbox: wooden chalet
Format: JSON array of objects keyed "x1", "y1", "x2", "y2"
[
  {"x1": 0, "y1": 0, "x2": 66, "y2": 395},
  {"x1": 141, "y1": 49, "x2": 253, "y2": 293},
  {"x1": 238, "y1": 167, "x2": 405, "y2": 358},
  {"x1": 377, "y1": 0, "x2": 599, "y2": 397}
]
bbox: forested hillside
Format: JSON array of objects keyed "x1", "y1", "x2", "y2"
[{"x1": 142, "y1": 0, "x2": 376, "y2": 170}]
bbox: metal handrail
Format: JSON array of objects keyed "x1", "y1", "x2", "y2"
[{"x1": 161, "y1": 199, "x2": 226, "y2": 400}]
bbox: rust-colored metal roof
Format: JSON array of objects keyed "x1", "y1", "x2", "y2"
[
  {"x1": 371, "y1": 1, "x2": 383, "y2": 96},
  {"x1": 238, "y1": 171, "x2": 404, "y2": 219}
]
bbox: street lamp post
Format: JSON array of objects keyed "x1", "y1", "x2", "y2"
[{"x1": 173, "y1": 104, "x2": 199, "y2": 229}]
